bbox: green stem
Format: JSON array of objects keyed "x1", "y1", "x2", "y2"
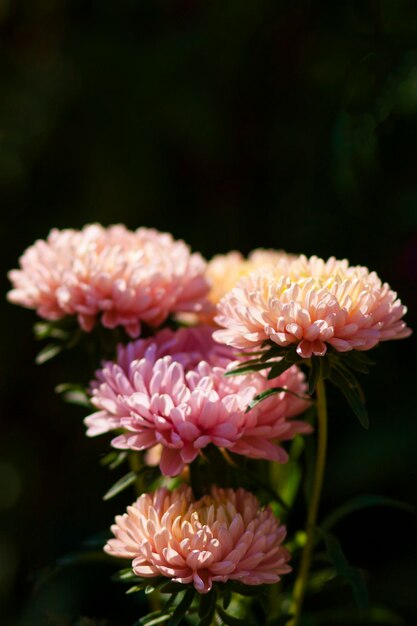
[
  {"x1": 288, "y1": 376, "x2": 328, "y2": 626},
  {"x1": 128, "y1": 451, "x2": 146, "y2": 496}
]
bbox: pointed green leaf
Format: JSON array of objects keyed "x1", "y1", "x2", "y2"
[
  {"x1": 127, "y1": 584, "x2": 146, "y2": 594},
  {"x1": 135, "y1": 611, "x2": 173, "y2": 626},
  {"x1": 222, "y1": 586, "x2": 232, "y2": 609},
  {"x1": 329, "y1": 367, "x2": 369, "y2": 429},
  {"x1": 267, "y1": 359, "x2": 293, "y2": 380},
  {"x1": 158, "y1": 582, "x2": 186, "y2": 594},
  {"x1": 198, "y1": 588, "x2": 217, "y2": 625},
  {"x1": 247, "y1": 386, "x2": 310, "y2": 412},
  {"x1": 167, "y1": 588, "x2": 195, "y2": 626},
  {"x1": 103, "y1": 471, "x2": 137, "y2": 501},
  {"x1": 224, "y1": 362, "x2": 269, "y2": 376},
  {"x1": 321, "y1": 530, "x2": 369, "y2": 612},
  {"x1": 112, "y1": 569, "x2": 143, "y2": 584},
  {"x1": 283, "y1": 345, "x2": 303, "y2": 364},
  {"x1": 35, "y1": 343, "x2": 63, "y2": 365}
]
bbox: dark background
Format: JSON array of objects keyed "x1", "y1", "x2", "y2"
[{"x1": 1, "y1": 1, "x2": 417, "y2": 625}]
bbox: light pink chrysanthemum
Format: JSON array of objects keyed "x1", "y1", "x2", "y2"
[
  {"x1": 214, "y1": 255, "x2": 412, "y2": 358},
  {"x1": 105, "y1": 485, "x2": 291, "y2": 593},
  {"x1": 7, "y1": 224, "x2": 209, "y2": 337},
  {"x1": 206, "y1": 249, "x2": 292, "y2": 308},
  {"x1": 85, "y1": 326, "x2": 310, "y2": 476}
]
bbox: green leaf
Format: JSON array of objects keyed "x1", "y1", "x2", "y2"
[
  {"x1": 282, "y1": 345, "x2": 303, "y2": 364},
  {"x1": 112, "y1": 568, "x2": 143, "y2": 583},
  {"x1": 267, "y1": 359, "x2": 293, "y2": 380},
  {"x1": 34, "y1": 322, "x2": 70, "y2": 341},
  {"x1": 158, "y1": 582, "x2": 186, "y2": 594},
  {"x1": 135, "y1": 611, "x2": 173, "y2": 626},
  {"x1": 321, "y1": 494, "x2": 416, "y2": 532},
  {"x1": 222, "y1": 586, "x2": 232, "y2": 609},
  {"x1": 216, "y1": 605, "x2": 256, "y2": 626},
  {"x1": 167, "y1": 588, "x2": 195, "y2": 626},
  {"x1": 55, "y1": 384, "x2": 91, "y2": 407},
  {"x1": 329, "y1": 366, "x2": 369, "y2": 429},
  {"x1": 343, "y1": 351, "x2": 375, "y2": 374},
  {"x1": 127, "y1": 584, "x2": 146, "y2": 594},
  {"x1": 198, "y1": 588, "x2": 217, "y2": 625},
  {"x1": 246, "y1": 386, "x2": 310, "y2": 412},
  {"x1": 224, "y1": 362, "x2": 269, "y2": 376},
  {"x1": 35, "y1": 343, "x2": 63, "y2": 364},
  {"x1": 100, "y1": 451, "x2": 129, "y2": 470},
  {"x1": 321, "y1": 530, "x2": 369, "y2": 612},
  {"x1": 103, "y1": 471, "x2": 137, "y2": 501}
]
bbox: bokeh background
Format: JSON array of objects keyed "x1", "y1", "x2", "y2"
[{"x1": 1, "y1": 1, "x2": 417, "y2": 625}]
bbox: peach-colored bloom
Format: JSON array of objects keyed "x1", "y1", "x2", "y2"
[
  {"x1": 214, "y1": 255, "x2": 411, "y2": 358},
  {"x1": 105, "y1": 485, "x2": 291, "y2": 593},
  {"x1": 7, "y1": 224, "x2": 209, "y2": 337},
  {"x1": 85, "y1": 326, "x2": 310, "y2": 476},
  {"x1": 206, "y1": 249, "x2": 291, "y2": 308}
]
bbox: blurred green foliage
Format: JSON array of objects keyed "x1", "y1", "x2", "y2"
[{"x1": 1, "y1": 1, "x2": 417, "y2": 625}]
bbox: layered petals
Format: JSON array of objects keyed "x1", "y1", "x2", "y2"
[
  {"x1": 214, "y1": 255, "x2": 411, "y2": 357},
  {"x1": 105, "y1": 485, "x2": 291, "y2": 593},
  {"x1": 85, "y1": 326, "x2": 310, "y2": 475},
  {"x1": 7, "y1": 224, "x2": 210, "y2": 337}
]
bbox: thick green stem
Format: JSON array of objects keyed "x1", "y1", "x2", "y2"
[{"x1": 288, "y1": 376, "x2": 328, "y2": 626}]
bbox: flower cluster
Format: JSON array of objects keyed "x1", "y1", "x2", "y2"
[
  {"x1": 105, "y1": 485, "x2": 291, "y2": 593},
  {"x1": 214, "y1": 255, "x2": 411, "y2": 358},
  {"x1": 9, "y1": 224, "x2": 412, "y2": 616},
  {"x1": 7, "y1": 224, "x2": 209, "y2": 337},
  {"x1": 86, "y1": 325, "x2": 310, "y2": 475}
]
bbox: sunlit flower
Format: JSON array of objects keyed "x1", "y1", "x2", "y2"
[
  {"x1": 214, "y1": 255, "x2": 412, "y2": 358},
  {"x1": 7, "y1": 224, "x2": 209, "y2": 337},
  {"x1": 206, "y1": 249, "x2": 291, "y2": 308},
  {"x1": 105, "y1": 485, "x2": 291, "y2": 593},
  {"x1": 85, "y1": 326, "x2": 310, "y2": 475}
]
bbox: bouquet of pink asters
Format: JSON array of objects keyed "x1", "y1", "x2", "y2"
[{"x1": 8, "y1": 224, "x2": 412, "y2": 626}]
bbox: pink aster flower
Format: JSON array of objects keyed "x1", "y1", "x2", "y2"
[
  {"x1": 7, "y1": 224, "x2": 209, "y2": 337},
  {"x1": 85, "y1": 326, "x2": 310, "y2": 476},
  {"x1": 214, "y1": 255, "x2": 412, "y2": 358},
  {"x1": 105, "y1": 485, "x2": 291, "y2": 593}
]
